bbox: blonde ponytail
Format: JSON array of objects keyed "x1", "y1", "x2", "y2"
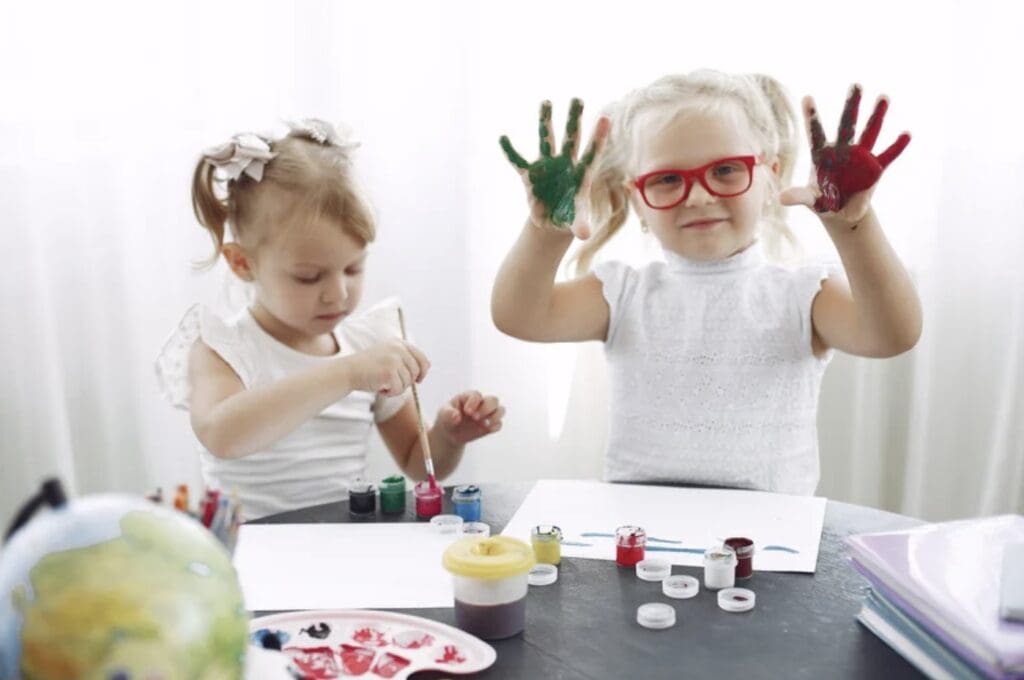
[{"x1": 190, "y1": 158, "x2": 230, "y2": 269}]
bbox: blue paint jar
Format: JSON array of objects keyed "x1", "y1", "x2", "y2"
[{"x1": 451, "y1": 485, "x2": 482, "y2": 522}]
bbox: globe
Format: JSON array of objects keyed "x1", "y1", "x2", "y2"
[{"x1": 0, "y1": 489, "x2": 248, "y2": 679}]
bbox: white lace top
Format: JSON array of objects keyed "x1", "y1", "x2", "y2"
[
  {"x1": 593, "y1": 243, "x2": 831, "y2": 495},
  {"x1": 155, "y1": 298, "x2": 409, "y2": 520}
]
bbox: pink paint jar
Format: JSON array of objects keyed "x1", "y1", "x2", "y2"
[
  {"x1": 615, "y1": 525, "x2": 646, "y2": 567},
  {"x1": 414, "y1": 481, "x2": 442, "y2": 519},
  {"x1": 724, "y1": 537, "x2": 754, "y2": 580}
]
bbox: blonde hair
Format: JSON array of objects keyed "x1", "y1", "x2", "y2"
[
  {"x1": 191, "y1": 129, "x2": 376, "y2": 268},
  {"x1": 576, "y1": 69, "x2": 801, "y2": 275}
]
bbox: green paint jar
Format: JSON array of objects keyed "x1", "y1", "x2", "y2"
[{"x1": 379, "y1": 475, "x2": 406, "y2": 514}]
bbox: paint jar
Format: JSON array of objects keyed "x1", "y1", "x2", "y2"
[
  {"x1": 451, "y1": 485, "x2": 482, "y2": 522},
  {"x1": 615, "y1": 525, "x2": 646, "y2": 567},
  {"x1": 348, "y1": 480, "x2": 376, "y2": 518},
  {"x1": 414, "y1": 481, "x2": 443, "y2": 519},
  {"x1": 703, "y1": 545, "x2": 737, "y2": 590},
  {"x1": 379, "y1": 475, "x2": 406, "y2": 515},
  {"x1": 530, "y1": 525, "x2": 562, "y2": 565},
  {"x1": 443, "y1": 536, "x2": 535, "y2": 640},
  {"x1": 724, "y1": 537, "x2": 754, "y2": 579}
]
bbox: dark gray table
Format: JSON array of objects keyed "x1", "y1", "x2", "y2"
[{"x1": 252, "y1": 482, "x2": 925, "y2": 679}]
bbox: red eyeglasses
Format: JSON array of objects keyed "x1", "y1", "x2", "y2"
[{"x1": 633, "y1": 155, "x2": 760, "y2": 210}]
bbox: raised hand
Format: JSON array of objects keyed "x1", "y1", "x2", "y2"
[
  {"x1": 782, "y1": 84, "x2": 910, "y2": 225},
  {"x1": 436, "y1": 390, "x2": 504, "y2": 446},
  {"x1": 500, "y1": 99, "x2": 610, "y2": 239}
]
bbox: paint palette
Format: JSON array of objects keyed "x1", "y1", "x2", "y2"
[{"x1": 249, "y1": 609, "x2": 497, "y2": 679}]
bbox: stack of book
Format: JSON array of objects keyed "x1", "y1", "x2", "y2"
[{"x1": 846, "y1": 515, "x2": 1024, "y2": 680}]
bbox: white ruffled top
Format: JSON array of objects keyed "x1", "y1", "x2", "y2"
[{"x1": 155, "y1": 298, "x2": 409, "y2": 520}]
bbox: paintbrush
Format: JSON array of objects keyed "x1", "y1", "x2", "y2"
[{"x1": 397, "y1": 306, "x2": 438, "y2": 490}]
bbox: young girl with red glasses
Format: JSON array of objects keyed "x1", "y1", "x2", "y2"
[
  {"x1": 492, "y1": 70, "x2": 920, "y2": 495},
  {"x1": 156, "y1": 120, "x2": 504, "y2": 519}
]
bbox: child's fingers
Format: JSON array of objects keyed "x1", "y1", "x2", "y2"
[
  {"x1": 460, "y1": 390, "x2": 484, "y2": 416},
  {"x1": 779, "y1": 185, "x2": 818, "y2": 208},
  {"x1": 482, "y1": 405, "x2": 506, "y2": 430},
  {"x1": 440, "y1": 404, "x2": 462, "y2": 427},
  {"x1": 403, "y1": 341, "x2": 431, "y2": 382},
  {"x1": 500, "y1": 135, "x2": 530, "y2": 171},
  {"x1": 475, "y1": 396, "x2": 501, "y2": 419}
]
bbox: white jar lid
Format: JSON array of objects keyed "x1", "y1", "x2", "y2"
[
  {"x1": 527, "y1": 563, "x2": 558, "y2": 586},
  {"x1": 635, "y1": 559, "x2": 671, "y2": 582},
  {"x1": 430, "y1": 514, "x2": 464, "y2": 534},
  {"x1": 662, "y1": 574, "x2": 700, "y2": 599},
  {"x1": 718, "y1": 587, "x2": 756, "y2": 612},
  {"x1": 460, "y1": 521, "x2": 491, "y2": 537},
  {"x1": 636, "y1": 602, "x2": 676, "y2": 630}
]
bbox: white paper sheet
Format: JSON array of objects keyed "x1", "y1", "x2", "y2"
[
  {"x1": 501, "y1": 480, "x2": 827, "y2": 573},
  {"x1": 233, "y1": 523, "x2": 458, "y2": 611}
]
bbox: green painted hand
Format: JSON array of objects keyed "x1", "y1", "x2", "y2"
[{"x1": 500, "y1": 99, "x2": 608, "y2": 238}]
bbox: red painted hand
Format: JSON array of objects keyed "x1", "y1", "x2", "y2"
[{"x1": 783, "y1": 84, "x2": 910, "y2": 222}]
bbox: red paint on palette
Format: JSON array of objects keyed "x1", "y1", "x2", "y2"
[
  {"x1": 372, "y1": 653, "x2": 411, "y2": 678},
  {"x1": 392, "y1": 630, "x2": 434, "y2": 649},
  {"x1": 253, "y1": 608, "x2": 496, "y2": 679},
  {"x1": 435, "y1": 645, "x2": 466, "y2": 664},
  {"x1": 339, "y1": 644, "x2": 374, "y2": 675},
  {"x1": 285, "y1": 646, "x2": 339, "y2": 679},
  {"x1": 352, "y1": 627, "x2": 388, "y2": 647}
]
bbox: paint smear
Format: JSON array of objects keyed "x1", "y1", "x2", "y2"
[
  {"x1": 392, "y1": 630, "x2": 435, "y2": 649},
  {"x1": 285, "y1": 646, "x2": 340, "y2": 679},
  {"x1": 372, "y1": 652, "x2": 411, "y2": 678},
  {"x1": 352, "y1": 627, "x2": 388, "y2": 647},
  {"x1": 581, "y1": 532, "x2": 681, "y2": 544},
  {"x1": 435, "y1": 645, "x2": 467, "y2": 664},
  {"x1": 339, "y1": 644, "x2": 375, "y2": 675},
  {"x1": 301, "y1": 622, "x2": 331, "y2": 639}
]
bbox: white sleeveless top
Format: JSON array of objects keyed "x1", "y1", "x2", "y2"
[
  {"x1": 593, "y1": 243, "x2": 831, "y2": 495},
  {"x1": 155, "y1": 298, "x2": 408, "y2": 520}
]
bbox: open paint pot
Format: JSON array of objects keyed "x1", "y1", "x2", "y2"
[
  {"x1": 379, "y1": 475, "x2": 406, "y2": 515},
  {"x1": 413, "y1": 481, "x2": 442, "y2": 520},
  {"x1": 530, "y1": 524, "x2": 562, "y2": 565},
  {"x1": 615, "y1": 525, "x2": 646, "y2": 567},
  {"x1": 723, "y1": 537, "x2": 755, "y2": 579},
  {"x1": 451, "y1": 485, "x2": 482, "y2": 522},
  {"x1": 442, "y1": 536, "x2": 535, "y2": 640},
  {"x1": 347, "y1": 480, "x2": 376, "y2": 518}
]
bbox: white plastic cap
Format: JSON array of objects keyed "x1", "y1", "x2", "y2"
[
  {"x1": 662, "y1": 574, "x2": 700, "y2": 599},
  {"x1": 527, "y1": 563, "x2": 558, "y2": 586},
  {"x1": 636, "y1": 602, "x2": 676, "y2": 630},
  {"x1": 635, "y1": 559, "x2": 671, "y2": 582},
  {"x1": 718, "y1": 587, "x2": 756, "y2": 612}
]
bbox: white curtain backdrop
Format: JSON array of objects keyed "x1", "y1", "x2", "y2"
[{"x1": 1, "y1": 0, "x2": 1021, "y2": 526}]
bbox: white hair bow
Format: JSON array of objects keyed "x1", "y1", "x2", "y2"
[
  {"x1": 201, "y1": 133, "x2": 276, "y2": 182},
  {"x1": 285, "y1": 118, "x2": 361, "y2": 153}
]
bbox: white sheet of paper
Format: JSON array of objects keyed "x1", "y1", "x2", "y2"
[
  {"x1": 501, "y1": 480, "x2": 827, "y2": 573},
  {"x1": 233, "y1": 523, "x2": 457, "y2": 611}
]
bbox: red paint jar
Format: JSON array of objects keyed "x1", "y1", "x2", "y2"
[
  {"x1": 615, "y1": 525, "x2": 646, "y2": 567},
  {"x1": 724, "y1": 537, "x2": 754, "y2": 579},
  {"x1": 414, "y1": 481, "x2": 443, "y2": 519}
]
